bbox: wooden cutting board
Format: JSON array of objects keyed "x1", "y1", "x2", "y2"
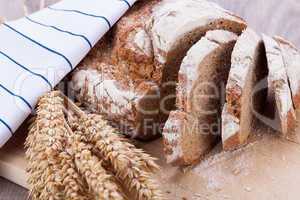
[
  {"x1": 0, "y1": 122, "x2": 28, "y2": 189},
  {"x1": 1, "y1": 118, "x2": 300, "y2": 199}
]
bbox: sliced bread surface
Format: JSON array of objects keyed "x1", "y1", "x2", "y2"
[
  {"x1": 163, "y1": 30, "x2": 238, "y2": 165},
  {"x1": 263, "y1": 35, "x2": 297, "y2": 138},
  {"x1": 274, "y1": 36, "x2": 300, "y2": 109},
  {"x1": 147, "y1": 0, "x2": 247, "y2": 125},
  {"x1": 222, "y1": 28, "x2": 268, "y2": 150}
]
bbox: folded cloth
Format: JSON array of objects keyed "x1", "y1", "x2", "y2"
[{"x1": 0, "y1": 0, "x2": 136, "y2": 147}]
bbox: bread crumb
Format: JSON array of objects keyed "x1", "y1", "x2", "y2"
[{"x1": 245, "y1": 187, "x2": 252, "y2": 192}]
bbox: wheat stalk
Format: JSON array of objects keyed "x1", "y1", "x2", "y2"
[
  {"x1": 25, "y1": 91, "x2": 89, "y2": 200},
  {"x1": 26, "y1": 91, "x2": 162, "y2": 200}
]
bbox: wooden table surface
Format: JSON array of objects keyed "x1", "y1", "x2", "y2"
[
  {"x1": 0, "y1": 0, "x2": 299, "y2": 199},
  {"x1": 0, "y1": 177, "x2": 27, "y2": 200}
]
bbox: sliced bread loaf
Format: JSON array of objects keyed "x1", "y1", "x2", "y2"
[
  {"x1": 71, "y1": 0, "x2": 246, "y2": 140},
  {"x1": 222, "y1": 28, "x2": 268, "y2": 150},
  {"x1": 274, "y1": 36, "x2": 300, "y2": 109},
  {"x1": 163, "y1": 30, "x2": 238, "y2": 165},
  {"x1": 263, "y1": 35, "x2": 297, "y2": 138},
  {"x1": 147, "y1": 0, "x2": 247, "y2": 127}
]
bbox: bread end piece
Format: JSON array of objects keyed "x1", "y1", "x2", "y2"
[
  {"x1": 274, "y1": 36, "x2": 300, "y2": 110},
  {"x1": 263, "y1": 34, "x2": 297, "y2": 137}
]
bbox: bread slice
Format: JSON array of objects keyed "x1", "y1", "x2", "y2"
[
  {"x1": 222, "y1": 28, "x2": 268, "y2": 151},
  {"x1": 147, "y1": 0, "x2": 247, "y2": 127},
  {"x1": 263, "y1": 35, "x2": 297, "y2": 138},
  {"x1": 274, "y1": 36, "x2": 300, "y2": 109},
  {"x1": 163, "y1": 30, "x2": 238, "y2": 165}
]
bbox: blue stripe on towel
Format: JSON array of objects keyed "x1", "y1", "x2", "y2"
[
  {"x1": 0, "y1": 83, "x2": 32, "y2": 110},
  {"x1": 121, "y1": 0, "x2": 131, "y2": 8},
  {"x1": 0, "y1": 51, "x2": 53, "y2": 89},
  {"x1": 0, "y1": 118, "x2": 13, "y2": 135},
  {"x1": 25, "y1": 17, "x2": 92, "y2": 49},
  {"x1": 48, "y1": 7, "x2": 111, "y2": 29},
  {"x1": 3, "y1": 23, "x2": 73, "y2": 70}
]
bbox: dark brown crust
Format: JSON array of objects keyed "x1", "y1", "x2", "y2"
[
  {"x1": 285, "y1": 109, "x2": 297, "y2": 138},
  {"x1": 293, "y1": 94, "x2": 300, "y2": 110},
  {"x1": 223, "y1": 133, "x2": 241, "y2": 151},
  {"x1": 226, "y1": 86, "x2": 242, "y2": 119}
]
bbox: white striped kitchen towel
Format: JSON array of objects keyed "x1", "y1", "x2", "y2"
[{"x1": 0, "y1": 0, "x2": 137, "y2": 147}]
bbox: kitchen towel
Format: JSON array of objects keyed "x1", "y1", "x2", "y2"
[{"x1": 0, "y1": 0, "x2": 137, "y2": 147}]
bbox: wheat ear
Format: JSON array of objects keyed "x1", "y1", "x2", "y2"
[
  {"x1": 65, "y1": 122, "x2": 125, "y2": 200},
  {"x1": 75, "y1": 114, "x2": 162, "y2": 200},
  {"x1": 25, "y1": 91, "x2": 89, "y2": 200},
  {"x1": 63, "y1": 92, "x2": 163, "y2": 200},
  {"x1": 62, "y1": 93, "x2": 159, "y2": 171}
]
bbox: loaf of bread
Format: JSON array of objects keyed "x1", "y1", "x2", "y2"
[
  {"x1": 163, "y1": 30, "x2": 238, "y2": 165},
  {"x1": 222, "y1": 28, "x2": 268, "y2": 151},
  {"x1": 70, "y1": 0, "x2": 300, "y2": 167},
  {"x1": 71, "y1": 0, "x2": 246, "y2": 140},
  {"x1": 263, "y1": 35, "x2": 297, "y2": 138}
]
